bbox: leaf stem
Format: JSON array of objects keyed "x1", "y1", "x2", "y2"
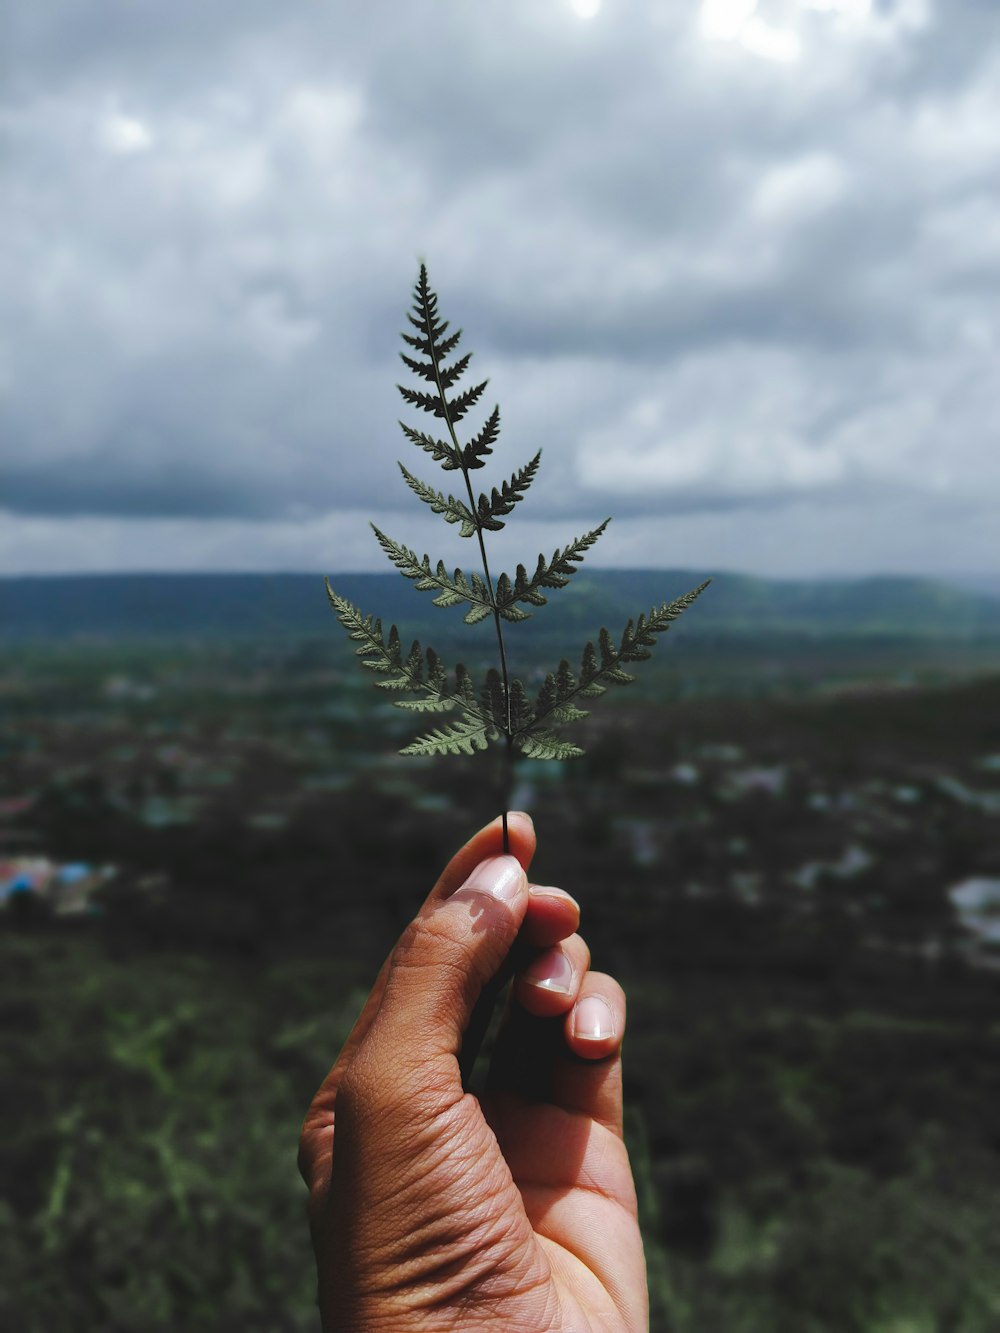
[{"x1": 420, "y1": 280, "x2": 513, "y2": 853}]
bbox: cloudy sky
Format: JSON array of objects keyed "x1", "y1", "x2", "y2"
[{"x1": 3, "y1": 0, "x2": 998, "y2": 581}]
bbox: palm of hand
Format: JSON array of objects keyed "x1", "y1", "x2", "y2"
[{"x1": 483, "y1": 1090, "x2": 646, "y2": 1332}]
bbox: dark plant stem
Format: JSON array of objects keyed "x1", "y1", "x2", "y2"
[
  {"x1": 422, "y1": 285, "x2": 513, "y2": 854},
  {"x1": 420, "y1": 283, "x2": 517, "y2": 1086}
]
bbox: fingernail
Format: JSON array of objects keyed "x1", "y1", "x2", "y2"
[
  {"x1": 529, "y1": 886, "x2": 581, "y2": 916},
  {"x1": 573, "y1": 996, "x2": 615, "y2": 1041},
  {"x1": 453, "y1": 855, "x2": 524, "y2": 906},
  {"x1": 522, "y1": 948, "x2": 575, "y2": 995}
]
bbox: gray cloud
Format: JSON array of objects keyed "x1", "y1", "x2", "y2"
[{"x1": 2, "y1": 0, "x2": 998, "y2": 577}]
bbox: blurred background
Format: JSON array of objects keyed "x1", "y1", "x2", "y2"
[{"x1": 2, "y1": 2, "x2": 999, "y2": 1329}]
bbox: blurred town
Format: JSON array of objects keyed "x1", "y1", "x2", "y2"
[
  {"x1": 3, "y1": 618, "x2": 1000, "y2": 1331},
  {"x1": 3, "y1": 636, "x2": 999, "y2": 966}
]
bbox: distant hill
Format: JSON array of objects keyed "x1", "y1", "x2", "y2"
[{"x1": 1, "y1": 571, "x2": 997, "y2": 644}]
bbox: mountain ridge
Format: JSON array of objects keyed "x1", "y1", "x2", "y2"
[{"x1": 1, "y1": 570, "x2": 997, "y2": 643}]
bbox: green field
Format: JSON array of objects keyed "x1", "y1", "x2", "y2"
[{"x1": 3, "y1": 637, "x2": 1000, "y2": 1331}]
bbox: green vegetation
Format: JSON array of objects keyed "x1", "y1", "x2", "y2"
[
  {"x1": 325, "y1": 264, "x2": 706, "y2": 771},
  {"x1": 3, "y1": 640, "x2": 1000, "y2": 1330}
]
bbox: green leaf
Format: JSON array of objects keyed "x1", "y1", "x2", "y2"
[
  {"x1": 516, "y1": 730, "x2": 584, "y2": 760},
  {"x1": 370, "y1": 528, "x2": 496, "y2": 622},
  {"x1": 473, "y1": 451, "x2": 541, "y2": 531},
  {"x1": 329, "y1": 265, "x2": 710, "y2": 770},
  {"x1": 480, "y1": 668, "x2": 507, "y2": 731},
  {"x1": 531, "y1": 580, "x2": 712, "y2": 726},
  {"x1": 397, "y1": 383, "x2": 447, "y2": 418},
  {"x1": 327, "y1": 582, "x2": 453, "y2": 703},
  {"x1": 398, "y1": 421, "x2": 461, "y2": 471},
  {"x1": 400, "y1": 717, "x2": 494, "y2": 757},
  {"x1": 447, "y1": 379, "x2": 489, "y2": 424},
  {"x1": 494, "y1": 520, "x2": 610, "y2": 619},
  {"x1": 462, "y1": 405, "x2": 500, "y2": 471},
  {"x1": 396, "y1": 466, "x2": 476, "y2": 533},
  {"x1": 393, "y1": 696, "x2": 456, "y2": 713}
]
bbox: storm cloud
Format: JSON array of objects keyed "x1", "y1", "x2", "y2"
[{"x1": 2, "y1": 0, "x2": 998, "y2": 577}]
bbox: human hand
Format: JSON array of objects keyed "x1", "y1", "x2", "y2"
[{"x1": 298, "y1": 813, "x2": 647, "y2": 1331}]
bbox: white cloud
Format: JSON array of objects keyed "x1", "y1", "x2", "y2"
[
  {"x1": 97, "y1": 110, "x2": 153, "y2": 155},
  {"x1": 740, "y1": 17, "x2": 802, "y2": 63},
  {"x1": 700, "y1": 0, "x2": 760, "y2": 42},
  {"x1": 751, "y1": 153, "x2": 847, "y2": 223},
  {"x1": 1, "y1": 0, "x2": 997, "y2": 579}
]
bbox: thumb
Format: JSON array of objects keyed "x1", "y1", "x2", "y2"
[{"x1": 363, "y1": 855, "x2": 528, "y2": 1078}]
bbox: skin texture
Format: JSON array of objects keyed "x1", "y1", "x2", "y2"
[{"x1": 298, "y1": 813, "x2": 647, "y2": 1332}]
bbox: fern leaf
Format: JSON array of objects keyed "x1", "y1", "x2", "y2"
[
  {"x1": 398, "y1": 352, "x2": 436, "y2": 383},
  {"x1": 330, "y1": 266, "x2": 710, "y2": 775},
  {"x1": 397, "y1": 383, "x2": 447, "y2": 418},
  {"x1": 532, "y1": 580, "x2": 712, "y2": 727},
  {"x1": 534, "y1": 664, "x2": 589, "y2": 724},
  {"x1": 495, "y1": 573, "x2": 531, "y2": 622},
  {"x1": 473, "y1": 451, "x2": 541, "y2": 530},
  {"x1": 434, "y1": 329, "x2": 463, "y2": 359},
  {"x1": 398, "y1": 421, "x2": 461, "y2": 471},
  {"x1": 401, "y1": 327, "x2": 460, "y2": 358},
  {"x1": 480, "y1": 668, "x2": 507, "y2": 732},
  {"x1": 370, "y1": 527, "x2": 435, "y2": 584},
  {"x1": 494, "y1": 519, "x2": 610, "y2": 619},
  {"x1": 370, "y1": 527, "x2": 496, "y2": 622},
  {"x1": 462, "y1": 405, "x2": 500, "y2": 471},
  {"x1": 462, "y1": 573, "x2": 494, "y2": 624},
  {"x1": 393, "y1": 696, "x2": 456, "y2": 713},
  {"x1": 401, "y1": 716, "x2": 494, "y2": 757},
  {"x1": 426, "y1": 647, "x2": 448, "y2": 693},
  {"x1": 327, "y1": 584, "x2": 470, "y2": 715},
  {"x1": 399, "y1": 349, "x2": 472, "y2": 392},
  {"x1": 396, "y1": 465, "x2": 475, "y2": 532},
  {"x1": 437, "y1": 351, "x2": 473, "y2": 392},
  {"x1": 517, "y1": 730, "x2": 584, "y2": 761},
  {"x1": 446, "y1": 379, "x2": 489, "y2": 424}
]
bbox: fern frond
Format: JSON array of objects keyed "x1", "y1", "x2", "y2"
[
  {"x1": 370, "y1": 527, "x2": 495, "y2": 624},
  {"x1": 494, "y1": 519, "x2": 611, "y2": 619},
  {"x1": 400, "y1": 716, "x2": 494, "y2": 757},
  {"x1": 400, "y1": 349, "x2": 472, "y2": 392},
  {"x1": 392, "y1": 696, "x2": 456, "y2": 713},
  {"x1": 398, "y1": 421, "x2": 461, "y2": 471},
  {"x1": 396, "y1": 466, "x2": 476, "y2": 533},
  {"x1": 326, "y1": 583, "x2": 439, "y2": 697},
  {"x1": 437, "y1": 352, "x2": 473, "y2": 392},
  {"x1": 473, "y1": 451, "x2": 541, "y2": 530},
  {"x1": 531, "y1": 581, "x2": 712, "y2": 729},
  {"x1": 327, "y1": 582, "x2": 502, "y2": 748},
  {"x1": 400, "y1": 327, "x2": 461, "y2": 359},
  {"x1": 330, "y1": 265, "x2": 710, "y2": 778},
  {"x1": 462, "y1": 405, "x2": 500, "y2": 471},
  {"x1": 446, "y1": 379, "x2": 489, "y2": 425},
  {"x1": 477, "y1": 672, "x2": 536, "y2": 739},
  {"x1": 398, "y1": 383, "x2": 447, "y2": 418},
  {"x1": 535, "y1": 669, "x2": 591, "y2": 724},
  {"x1": 516, "y1": 730, "x2": 585, "y2": 761},
  {"x1": 480, "y1": 668, "x2": 507, "y2": 733}
]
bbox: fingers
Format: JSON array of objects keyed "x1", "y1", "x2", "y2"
[
  {"x1": 353, "y1": 854, "x2": 531, "y2": 1099},
  {"x1": 553, "y1": 972, "x2": 626, "y2": 1137},
  {"x1": 300, "y1": 813, "x2": 535, "y2": 1194},
  {"x1": 300, "y1": 813, "x2": 624, "y2": 1211},
  {"x1": 493, "y1": 950, "x2": 627, "y2": 1139},
  {"x1": 513, "y1": 932, "x2": 590, "y2": 1018},
  {"x1": 424, "y1": 811, "x2": 536, "y2": 908},
  {"x1": 522, "y1": 885, "x2": 579, "y2": 948}
]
